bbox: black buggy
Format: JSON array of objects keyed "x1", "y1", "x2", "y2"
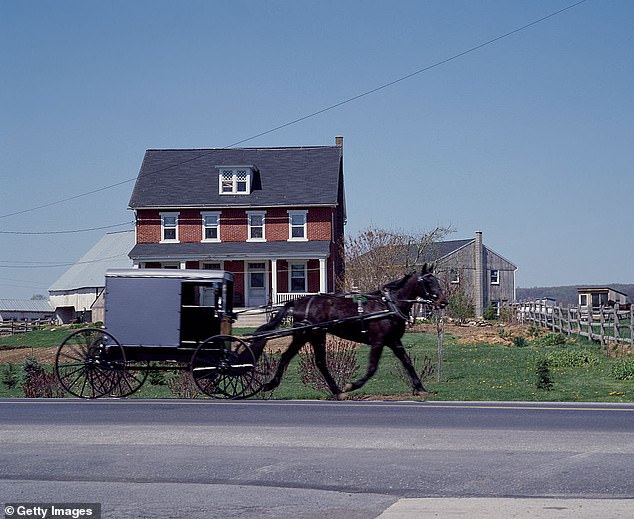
[{"x1": 54, "y1": 269, "x2": 270, "y2": 400}]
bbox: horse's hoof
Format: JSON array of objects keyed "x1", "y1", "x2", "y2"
[
  {"x1": 335, "y1": 392, "x2": 347, "y2": 401},
  {"x1": 343, "y1": 383, "x2": 354, "y2": 392}
]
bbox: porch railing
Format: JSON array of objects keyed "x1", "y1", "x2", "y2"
[{"x1": 274, "y1": 292, "x2": 318, "y2": 305}]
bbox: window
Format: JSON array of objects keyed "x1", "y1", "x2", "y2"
[
  {"x1": 288, "y1": 210, "x2": 307, "y2": 241},
  {"x1": 201, "y1": 262, "x2": 222, "y2": 270},
  {"x1": 202, "y1": 212, "x2": 220, "y2": 242},
  {"x1": 247, "y1": 211, "x2": 265, "y2": 241},
  {"x1": 290, "y1": 263, "x2": 307, "y2": 292},
  {"x1": 579, "y1": 294, "x2": 588, "y2": 306},
  {"x1": 218, "y1": 166, "x2": 252, "y2": 194},
  {"x1": 160, "y1": 212, "x2": 179, "y2": 242},
  {"x1": 450, "y1": 269, "x2": 460, "y2": 284},
  {"x1": 490, "y1": 269, "x2": 499, "y2": 285}
]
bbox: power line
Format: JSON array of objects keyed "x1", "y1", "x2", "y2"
[
  {"x1": 0, "y1": 253, "x2": 128, "y2": 269},
  {"x1": 0, "y1": 221, "x2": 134, "y2": 235},
  {"x1": 0, "y1": 0, "x2": 588, "y2": 222}
]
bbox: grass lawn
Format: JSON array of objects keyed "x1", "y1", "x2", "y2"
[{"x1": 1, "y1": 326, "x2": 632, "y2": 402}]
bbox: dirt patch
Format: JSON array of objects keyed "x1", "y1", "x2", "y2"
[{"x1": 0, "y1": 346, "x2": 58, "y2": 365}]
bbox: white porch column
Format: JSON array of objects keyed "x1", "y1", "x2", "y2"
[
  {"x1": 319, "y1": 258, "x2": 327, "y2": 294},
  {"x1": 271, "y1": 259, "x2": 278, "y2": 304},
  {"x1": 179, "y1": 261, "x2": 187, "y2": 270}
]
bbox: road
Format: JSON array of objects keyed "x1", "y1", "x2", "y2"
[{"x1": 1, "y1": 399, "x2": 633, "y2": 518}]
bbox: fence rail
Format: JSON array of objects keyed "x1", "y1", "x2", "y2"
[
  {"x1": 0, "y1": 319, "x2": 54, "y2": 336},
  {"x1": 513, "y1": 301, "x2": 633, "y2": 349}
]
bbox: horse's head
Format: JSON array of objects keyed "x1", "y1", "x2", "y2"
[{"x1": 417, "y1": 263, "x2": 448, "y2": 309}]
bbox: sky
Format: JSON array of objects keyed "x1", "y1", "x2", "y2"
[{"x1": 1, "y1": 0, "x2": 632, "y2": 299}]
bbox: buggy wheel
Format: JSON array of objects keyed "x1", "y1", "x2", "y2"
[
  {"x1": 109, "y1": 362, "x2": 150, "y2": 398},
  {"x1": 55, "y1": 328, "x2": 126, "y2": 399},
  {"x1": 191, "y1": 335, "x2": 263, "y2": 399}
]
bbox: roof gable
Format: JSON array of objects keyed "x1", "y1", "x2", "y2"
[{"x1": 129, "y1": 146, "x2": 343, "y2": 209}]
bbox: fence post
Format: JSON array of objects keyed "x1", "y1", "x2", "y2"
[{"x1": 630, "y1": 307, "x2": 634, "y2": 352}]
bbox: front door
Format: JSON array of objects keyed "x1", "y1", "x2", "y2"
[{"x1": 247, "y1": 262, "x2": 267, "y2": 307}]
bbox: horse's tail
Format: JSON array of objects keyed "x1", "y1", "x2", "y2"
[
  {"x1": 249, "y1": 301, "x2": 294, "y2": 359},
  {"x1": 255, "y1": 300, "x2": 294, "y2": 334}
]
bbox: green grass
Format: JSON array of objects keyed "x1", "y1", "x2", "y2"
[{"x1": 1, "y1": 327, "x2": 633, "y2": 402}]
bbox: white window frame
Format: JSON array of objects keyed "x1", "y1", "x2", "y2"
[
  {"x1": 201, "y1": 211, "x2": 221, "y2": 242},
  {"x1": 218, "y1": 166, "x2": 252, "y2": 195},
  {"x1": 160, "y1": 212, "x2": 179, "y2": 243},
  {"x1": 288, "y1": 210, "x2": 308, "y2": 241},
  {"x1": 450, "y1": 269, "x2": 460, "y2": 284},
  {"x1": 490, "y1": 269, "x2": 500, "y2": 285},
  {"x1": 289, "y1": 262, "x2": 307, "y2": 292},
  {"x1": 247, "y1": 211, "x2": 266, "y2": 242}
]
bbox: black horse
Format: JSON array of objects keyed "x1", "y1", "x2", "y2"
[{"x1": 252, "y1": 264, "x2": 447, "y2": 399}]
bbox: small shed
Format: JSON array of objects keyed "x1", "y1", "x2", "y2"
[
  {"x1": 0, "y1": 299, "x2": 54, "y2": 322},
  {"x1": 577, "y1": 287, "x2": 628, "y2": 310}
]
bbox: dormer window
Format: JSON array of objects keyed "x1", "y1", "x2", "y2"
[{"x1": 218, "y1": 166, "x2": 253, "y2": 195}]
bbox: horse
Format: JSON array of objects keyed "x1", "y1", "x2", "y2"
[{"x1": 251, "y1": 263, "x2": 448, "y2": 399}]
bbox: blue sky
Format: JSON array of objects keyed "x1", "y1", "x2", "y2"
[{"x1": 1, "y1": 0, "x2": 632, "y2": 298}]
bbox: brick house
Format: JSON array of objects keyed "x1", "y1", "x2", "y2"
[{"x1": 128, "y1": 137, "x2": 346, "y2": 307}]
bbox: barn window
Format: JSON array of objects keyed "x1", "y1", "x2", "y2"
[{"x1": 490, "y1": 270, "x2": 499, "y2": 285}]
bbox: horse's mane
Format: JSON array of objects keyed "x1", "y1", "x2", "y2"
[{"x1": 380, "y1": 271, "x2": 416, "y2": 292}]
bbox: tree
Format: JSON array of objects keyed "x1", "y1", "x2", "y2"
[{"x1": 341, "y1": 225, "x2": 453, "y2": 292}]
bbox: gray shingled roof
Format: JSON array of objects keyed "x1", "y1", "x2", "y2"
[
  {"x1": 49, "y1": 230, "x2": 135, "y2": 292},
  {"x1": 0, "y1": 299, "x2": 53, "y2": 313},
  {"x1": 128, "y1": 146, "x2": 343, "y2": 209},
  {"x1": 129, "y1": 240, "x2": 332, "y2": 260}
]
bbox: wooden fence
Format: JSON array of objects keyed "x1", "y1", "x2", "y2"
[
  {"x1": 0, "y1": 319, "x2": 54, "y2": 337},
  {"x1": 513, "y1": 301, "x2": 633, "y2": 350}
]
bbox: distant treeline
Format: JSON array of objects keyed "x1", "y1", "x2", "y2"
[{"x1": 516, "y1": 284, "x2": 634, "y2": 306}]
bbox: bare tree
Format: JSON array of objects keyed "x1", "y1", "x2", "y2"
[{"x1": 341, "y1": 225, "x2": 453, "y2": 292}]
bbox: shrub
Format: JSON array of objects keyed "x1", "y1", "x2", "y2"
[
  {"x1": 535, "y1": 357, "x2": 553, "y2": 390},
  {"x1": 1, "y1": 364, "x2": 20, "y2": 389},
  {"x1": 297, "y1": 336, "x2": 359, "y2": 394},
  {"x1": 21, "y1": 356, "x2": 65, "y2": 398},
  {"x1": 483, "y1": 304, "x2": 499, "y2": 321},
  {"x1": 546, "y1": 349, "x2": 598, "y2": 368},
  {"x1": 512, "y1": 336, "x2": 529, "y2": 348},
  {"x1": 393, "y1": 351, "x2": 435, "y2": 387},
  {"x1": 446, "y1": 290, "x2": 475, "y2": 324},
  {"x1": 610, "y1": 359, "x2": 634, "y2": 380},
  {"x1": 536, "y1": 333, "x2": 567, "y2": 347},
  {"x1": 167, "y1": 371, "x2": 200, "y2": 399}
]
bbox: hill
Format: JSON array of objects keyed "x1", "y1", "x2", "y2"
[{"x1": 516, "y1": 284, "x2": 634, "y2": 306}]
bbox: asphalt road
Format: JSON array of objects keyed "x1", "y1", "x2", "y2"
[{"x1": 1, "y1": 399, "x2": 633, "y2": 518}]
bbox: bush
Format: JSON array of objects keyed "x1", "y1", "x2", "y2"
[
  {"x1": 21, "y1": 356, "x2": 65, "y2": 398},
  {"x1": 1, "y1": 364, "x2": 20, "y2": 389},
  {"x1": 535, "y1": 357, "x2": 553, "y2": 390},
  {"x1": 393, "y1": 351, "x2": 435, "y2": 386},
  {"x1": 536, "y1": 333, "x2": 567, "y2": 347},
  {"x1": 513, "y1": 336, "x2": 529, "y2": 348},
  {"x1": 167, "y1": 371, "x2": 200, "y2": 398},
  {"x1": 483, "y1": 304, "x2": 499, "y2": 321},
  {"x1": 297, "y1": 336, "x2": 359, "y2": 394},
  {"x1": 546, "y1": 349, "x2": 598, "y2": 368},
  {"x1": 610, "y1": 359, "x2": 634, "y2": 380},
  {"x1": 446, "y1": 290, "x2": 475, "y2": 324}
]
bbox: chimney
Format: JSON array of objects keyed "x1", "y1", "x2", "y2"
[
  {"x1": 335, "y1": 136, "x2": 343, "y2": 148},
  {"x1": 474, "y1": 231, "x2": 485, "y2": 318}
]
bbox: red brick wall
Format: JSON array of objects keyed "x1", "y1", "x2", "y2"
[
  {"x1": 307, "y1": 207, "x2": 332, "y2": 241},
  {"x1": 224, "y1": 260, "x2": 244, "y2": 305},
  {"x1": 266, "y1": 208, "x2": 288, "y2": 241},
  {"x1": 136, "y1": 210, "x2": 161, "y2": 243},
  {"x1": 220, "y1": 209, "x2": 248, "y2": 242},
  {"x1": 179, "y1": 210, "x2": 201, "y2": 243}
]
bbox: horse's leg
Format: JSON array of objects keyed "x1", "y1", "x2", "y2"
[
  {"x1": 344, "y1": 344, "x2": 384, "y2": 392},
  {"x1": 261, "y1": 333, "x2": 306, "y2": 392},
  {"x1": 310, "y1": 333, "x2": 343, "y2": 398},
  {"x1": 388, "y1": 340, "x2": 427, "y2": 394}
]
